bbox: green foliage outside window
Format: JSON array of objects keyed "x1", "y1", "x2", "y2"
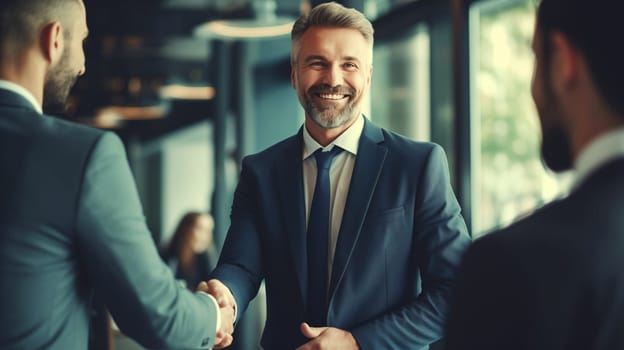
[{"x1": 471, "y1": 0, "x2": 571, "y2": 237}]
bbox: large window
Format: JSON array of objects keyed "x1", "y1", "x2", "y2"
[
  {"x1": 469, "y1": 0, "x2": 571, "y2": 237},
  {"x1": 371, "y1": 24, "x2": 430, "y2": 141}
]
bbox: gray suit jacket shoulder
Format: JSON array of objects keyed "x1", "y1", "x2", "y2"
[{"x1": 0, "y1": 88, "x2": 217, "y2": 349}]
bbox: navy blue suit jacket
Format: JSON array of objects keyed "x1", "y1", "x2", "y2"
[
  {"x1": 445, "y1": 158, "x2": 624, "y2": 350},
  {"x1": 212, "y1": 118, "x2": 471, "y2": 349}
]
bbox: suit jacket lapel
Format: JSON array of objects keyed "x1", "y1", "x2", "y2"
[
  {"x1": 329, "y1": 119, "x2": 387, "y2": 296},
  {"x1": 276, "y1": 128, "x2": 309, "y2": 303}
]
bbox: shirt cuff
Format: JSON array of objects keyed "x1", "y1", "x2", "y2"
[{"x1": 198, "y1": 291, "x2": 221, "y2": 335}]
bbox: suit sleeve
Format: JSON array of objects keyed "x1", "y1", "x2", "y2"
[
  {"x1": 74, "y1": 132, "x2": 218, "y2": 349},
  {"x1": 209, "y1": 157, "x2": 265, "y2": 321},
  {"x1": 351, "y1": 145, "x2": 472, "y2": 349}
]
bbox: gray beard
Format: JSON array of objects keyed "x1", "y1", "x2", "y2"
[{"x1": 305, "y1": 99, "x2": 356, "y2": 129}]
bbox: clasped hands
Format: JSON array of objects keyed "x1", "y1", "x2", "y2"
[
  {"x1": 196, "y1": 279, "x2": 236, "y2": 349},
  {"x1": 197, "y1": 279, "x2": 359, "y2": 350},
  {"x1": 296, "y1": 322, "x2": 359, "y2": 350}
]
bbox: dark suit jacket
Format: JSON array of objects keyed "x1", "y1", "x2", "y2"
[
  {"x1": 212, "y1": 118, "x2": 471, "y2": 349},
  {"x1": 0, "y1": 88, "x2": 217, "y2": 349},
  {"x1": 445, "y1": 158, "x2": 624, "y2": 350}
]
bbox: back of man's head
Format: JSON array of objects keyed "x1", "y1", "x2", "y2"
[
  {"x1": 537, "y1": 0, "x2": 624, "y2": 118},
  {"x1": 0, "y1": 0, "x2": 80, "y2": 63}
]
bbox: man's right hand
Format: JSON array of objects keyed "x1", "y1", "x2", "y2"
[
  {"x1": 197, "y1": 279, "x2": 237, "y2": 348},
  {"x1": 215, "y1": 305, "x2": 234, "y2": 348},
  {"x1": 203, "y1": 279, "x2": 237, "y2": 311}
]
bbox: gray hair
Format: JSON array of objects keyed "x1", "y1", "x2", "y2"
[{"x1": 290, "y1": 2, "x2": 374, "y2": 64}]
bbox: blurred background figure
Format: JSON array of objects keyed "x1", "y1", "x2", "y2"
[{"x1": 163, "y1": 212, "x2": 218, "y2": 289}]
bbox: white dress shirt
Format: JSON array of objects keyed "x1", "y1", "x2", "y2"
[
  {"x1": 0, "y1": 80, "x2": 42, "y2": 114},
  {"x1": 302, "y1": 114, "x2": 364, "y2": 283},
  {"x1": 573, "y1": 127, "x2": 624, "y2": 189}
]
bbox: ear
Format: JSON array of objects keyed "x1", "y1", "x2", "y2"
[
  {"x1": 290, "y1": 62, "x2": 296, "y2": 89},
  {"x1": 549, "y1": 32, "x2": 581, "y2": 92},
  {"x1": 40, "y1": 21, "x2": 64, "y2": 65},
  {"x1": 367, "y1": 64, "x2": 373, "y2": 86}
]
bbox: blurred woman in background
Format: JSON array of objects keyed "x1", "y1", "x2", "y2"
[{"x1": 163, "y1": 212, "x2": 217, "y2": 289}]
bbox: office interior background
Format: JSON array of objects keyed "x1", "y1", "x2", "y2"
[{"x1": 63, "y1": 0, "x2": 572, "y2": 348}]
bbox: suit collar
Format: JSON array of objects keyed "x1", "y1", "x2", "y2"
[
  {"x1": 360, "y1": 115, "x2": 385, "y2": 143},
  {"x1": 576, "y1": 156, "x2": 624, "y2": 192},
  {"x1": 573, "y1": 127, "x2": 624, "y2": 190},
  {"x1": 0, "y1": 81, "x2": 42, "y2": 113}
]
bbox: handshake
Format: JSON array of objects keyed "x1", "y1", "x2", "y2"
[
  {"x1": 196, "y1": 279, "x2": 237, "y2": 349},
  {"x1": 195, "y1": 279, "x2": 361, "y2": 350}
]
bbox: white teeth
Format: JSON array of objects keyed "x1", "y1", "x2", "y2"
[{"x1": 319, "y1": 94, "x2": 346, "y2": 100}]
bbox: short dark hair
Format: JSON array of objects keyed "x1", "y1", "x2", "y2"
[
  {"x1": 0, "y1": 0, "x2": 81, "y2": 62},
  {"x1": 290, "y1": 2, "x2": 374, "y2": 64},
  {"x1": 537, "y1": 0, "x2": 624, "y2": 117}
]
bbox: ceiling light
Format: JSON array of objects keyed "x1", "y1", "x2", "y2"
[
  {"x1": 160, "y1": 84, "x2": 216, "y2": 100},
  {"x1": 194, "y1": 0, "x2": 294, "y2": 40}
]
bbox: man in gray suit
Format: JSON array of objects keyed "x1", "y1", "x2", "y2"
[
  {"x1": 0, "y1": 0, "x2": 233, "y2": 348},
  {"x1": 445, "y1": 0, "x2": 624, "y2": 349}
]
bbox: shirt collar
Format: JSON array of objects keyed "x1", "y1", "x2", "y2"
[
  {"x1": 0, "y1": 80, "x2": 42, "y2": 114},
  {"x1": 302, "y1": 114, "x2": 364, "y2": 160},
  {"x1": 574, "y1": 126, "x2": 624, "y2": 188}
]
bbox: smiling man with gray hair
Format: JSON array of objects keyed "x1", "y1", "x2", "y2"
[{"x1": 205, "y1": 2, "x2": 471, "y2": 349}]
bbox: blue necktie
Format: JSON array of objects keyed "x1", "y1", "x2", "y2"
[{"x1": 307, "y1": 146, "x2": 342, "y2": 326}]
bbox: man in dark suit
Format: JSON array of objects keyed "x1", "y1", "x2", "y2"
[
  {"x1": 205, "y1": 2, "x2": 471, "y2": 349},
  {"x1": 0, "y1": 0, "x2": 233, "y2": 348},
  {"x1": 445, "y1": 0, "x2": 624, "y2": 349}
]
